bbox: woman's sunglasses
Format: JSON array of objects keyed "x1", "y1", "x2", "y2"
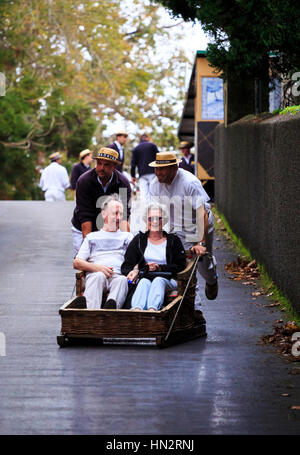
[{"x1": 148, "y1": 216, "x2": 162, "y2": 222}]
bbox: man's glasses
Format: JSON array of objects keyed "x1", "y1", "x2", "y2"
[{"x1": 148, "y1": 216, "x2": 162, "y2": 222}]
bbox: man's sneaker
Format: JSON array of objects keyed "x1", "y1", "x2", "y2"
[
  {"x1": 205, "y1": 280, "x2": 218, "y2": 300},
  {"x1": 102, "y1": 299, "x2": 117, "y2": 309}
]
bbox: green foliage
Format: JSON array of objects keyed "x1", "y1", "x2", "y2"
[
  {"x1": 155, "y1": 0, "x2": 300, "y2": 82},
  {"x1": 0, "y1": 0, "x2": 189, "y2": 199},
  {"x1": 271, "y1": 108, "x2": 281, "y2": 115},
  {"x1": 279, "y1": 105, "x2": 300, "y2": 116},
  {"x1": 41, "y1": 99, "x2": 97, "y2": 159},
  {"x1": 64, "y1": 105, "x2": 97, "y2": 158},
  {"x1": 0, "y1": 86, "x2": 41, "y2": 199},
  {"x1": 0, "y1": 145, "x2": 42, "y2": 200}
]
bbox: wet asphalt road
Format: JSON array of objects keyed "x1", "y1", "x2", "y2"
[{"x1": 0, "y1": 201, "x2": 299, "y2": 435}]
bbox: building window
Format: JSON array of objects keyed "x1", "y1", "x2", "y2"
[{"x1": 201, "y1": 77, "x2": 224, "y2": 120}]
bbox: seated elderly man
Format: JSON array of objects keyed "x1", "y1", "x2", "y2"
[{"x1": 73, "y1": 194, "x2": 133, "y2": 309}]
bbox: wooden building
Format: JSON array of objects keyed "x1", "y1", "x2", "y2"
[{"x1": 178, "y1": 51, "x2": 224, "y2": 200}]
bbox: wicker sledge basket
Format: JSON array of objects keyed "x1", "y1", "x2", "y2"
[{"x1": 57, "y1": 252, "x2": 206, "y2": 348}]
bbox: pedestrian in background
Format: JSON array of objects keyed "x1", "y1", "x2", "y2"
[
  {"x1": 178, "y1": 141, "x2": 195, "y2": 174},
  {"x1": 39, "y1": 152, "x2": 70, "y2": 202},
  {"x1": 70, "y1": 149, "x2": 93, "y2": 190},
  {"x1": 107, "y1": 130, "x2": 128, "y2": 173},
  {"x1": 130, "y1": 133, "x2": 159, "y2": 202}
]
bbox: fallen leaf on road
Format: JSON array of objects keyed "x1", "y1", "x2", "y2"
[
  {"x1": 284, "y1": 321, "x2": 299, "y2": 334},
  {"x1": 261, "y1": 321, "x2": 300, "y2": 362},
  {"x1": 247, "y1": 259, "x2": 257, "y2": 268},
  {"x1": 289, "y1": 368, "x2": 300, "y2": 375},
  {"x1": 225, "y1": 256, "x2": 261, "y2": 283},
  {"x1": 265, "y1": 282, "x2": 274, "y2": 293}
]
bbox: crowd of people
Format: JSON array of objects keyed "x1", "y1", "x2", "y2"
[{"x1": 39, "y1": 130, "x2": 218, "y2": 310}]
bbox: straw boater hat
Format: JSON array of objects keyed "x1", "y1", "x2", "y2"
[
  {"x1": 116, "y1": 130, "x2": 128, "y2": 137},
  {"x1": 149, "y1": 151, "x2": 181, "y2": 168},
  {"x1": 92, "y1": 147, "x2": 121, "y2": 163},
  {"x1": 79, "y1": 149, "x2": 91, "y2": 160},
  {"x1": 49, "y1": 152, "x2": 62, "y2": 161},
  {"x1": 179, "y1": 141, "x2": 193, "y2": 149}
]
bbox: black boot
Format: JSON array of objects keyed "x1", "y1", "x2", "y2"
[
  {"x1": 102, "y1": 299, "x2": 117, "y2": 309},
  {"x1": 205, "y1": 280, "x2": 218, "y2": 300}
]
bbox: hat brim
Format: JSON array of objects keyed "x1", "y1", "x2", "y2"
[
  {"x1": 50, "y1": 154, "x2": 62, "y2": 161},
  {"x1": 92, "y1": 156, "x2": 121, "y2": 164},
  {"x1": 148, "y1": 159, "x2": 181, "y2": 168},
  {"x1": 80, "y1": 151, "x2": 91, "y2": 159},
  {"x1": 179, "y1": 145, "x2": 193, "y2": 149}
]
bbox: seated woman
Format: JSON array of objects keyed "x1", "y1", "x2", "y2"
[{"x1": 121, "y1": 203, "x2": 186, "y2": 311}]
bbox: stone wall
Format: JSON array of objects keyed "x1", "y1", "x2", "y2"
[{"x1": 215, "y1": 113, "x2": 300, "y2": 313}]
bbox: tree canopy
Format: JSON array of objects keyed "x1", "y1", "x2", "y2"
[
  {"x1": 0, "y1": 0, "x2": 188, "y2": 199},
  {"x1": 154, "y1": 0, "x2": 300, "y2": 82}
]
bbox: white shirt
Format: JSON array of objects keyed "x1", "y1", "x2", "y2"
[
  {"x1": 182, "y1": 154, "x2": 192, "y2": 164},
  {"x1": 144, "y1": 239, "x2": 167, "y2": 265},
  {"x1": 114, "y1": 141, "x2": 123, "y2": 161},
  {"x1": 39, "y1": 162, "x2": 70, "y2": 193},
  {"x1": 76, "y1": 229, "x2": 133, "y2": 274},
  {"x1": 97, "y1": 174, "x2": 113, "y2": 193},
  {"x1": 149, "y1": 168, "x2": 213, "y2": 242}
]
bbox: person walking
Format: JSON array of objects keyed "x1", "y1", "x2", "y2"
[
  {"x1": 39, "y1": 152, "x2": 70, "y2": 201},
  {"x1": 178, "y1": 141, "x2": 195, "y2": 174},
  {"x1": 107, "y1": 130, "x2": 128, "y2": 173},
  {"x1": 70, "y1": 149, "x2": 93, "y2": 190},
  {"x1": 130, "y1": 133, "x2": 159, "y2": 202},
  {"x1": 71, "y1": 147, "x2": 131, "y2": 255},
  {"x1": 148, "y1": 151, "x2": 218, "y2": 305}
]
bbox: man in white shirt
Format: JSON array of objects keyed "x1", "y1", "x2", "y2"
[
  {"x1": 39, "y1": 152, "x2": 70, "y2": 201},
  {"x1": 73, "y1": 195, "x2": 133, "y2": 309},
  {"x1": 148, "y1": 152, "x2": 218, "y2": 305}
]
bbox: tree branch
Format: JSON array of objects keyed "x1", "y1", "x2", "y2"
[{"x1": 124, "y1": 21, "x2": 184, "y2": 37}]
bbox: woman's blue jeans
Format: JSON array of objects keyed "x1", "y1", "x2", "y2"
[{"x1": 131, "y1": 277, "x2": 177, "y2": 310}]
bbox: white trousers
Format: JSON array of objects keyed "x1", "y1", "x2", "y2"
[
  {"x1": 84, "y1": 271, "x2": 128, "y2": 309},
  {"x1": 45, "y1": 189, "x2": 65, "y2": 201},
  {"x1": 178, "y1": 212, "x2": 218, "y2": 307},
  {"x1": 71, "y1": 226, "x2": 83, "y2": 256},
  {"x1": 138, "y1": 174, "x2": 155, "y2": 203}
]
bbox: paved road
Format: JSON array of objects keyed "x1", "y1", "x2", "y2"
[{"x1": 0, "y1": 201, "x2": 299, "y2": 435}]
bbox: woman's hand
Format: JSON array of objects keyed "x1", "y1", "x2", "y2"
[
  {"x1": 146, "y1": 262, "x2": 160, "y2": 271},
  {"x1": 127, "y1": 269, "x2": 139, "y2": 283}
]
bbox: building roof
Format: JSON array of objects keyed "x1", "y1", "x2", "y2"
[
  {"x1": 178, "y1": 56, "x2": 196, "y2": 142},
  {"x1": 178, "y1": 51, "x2": 207, "y2": 142}
]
